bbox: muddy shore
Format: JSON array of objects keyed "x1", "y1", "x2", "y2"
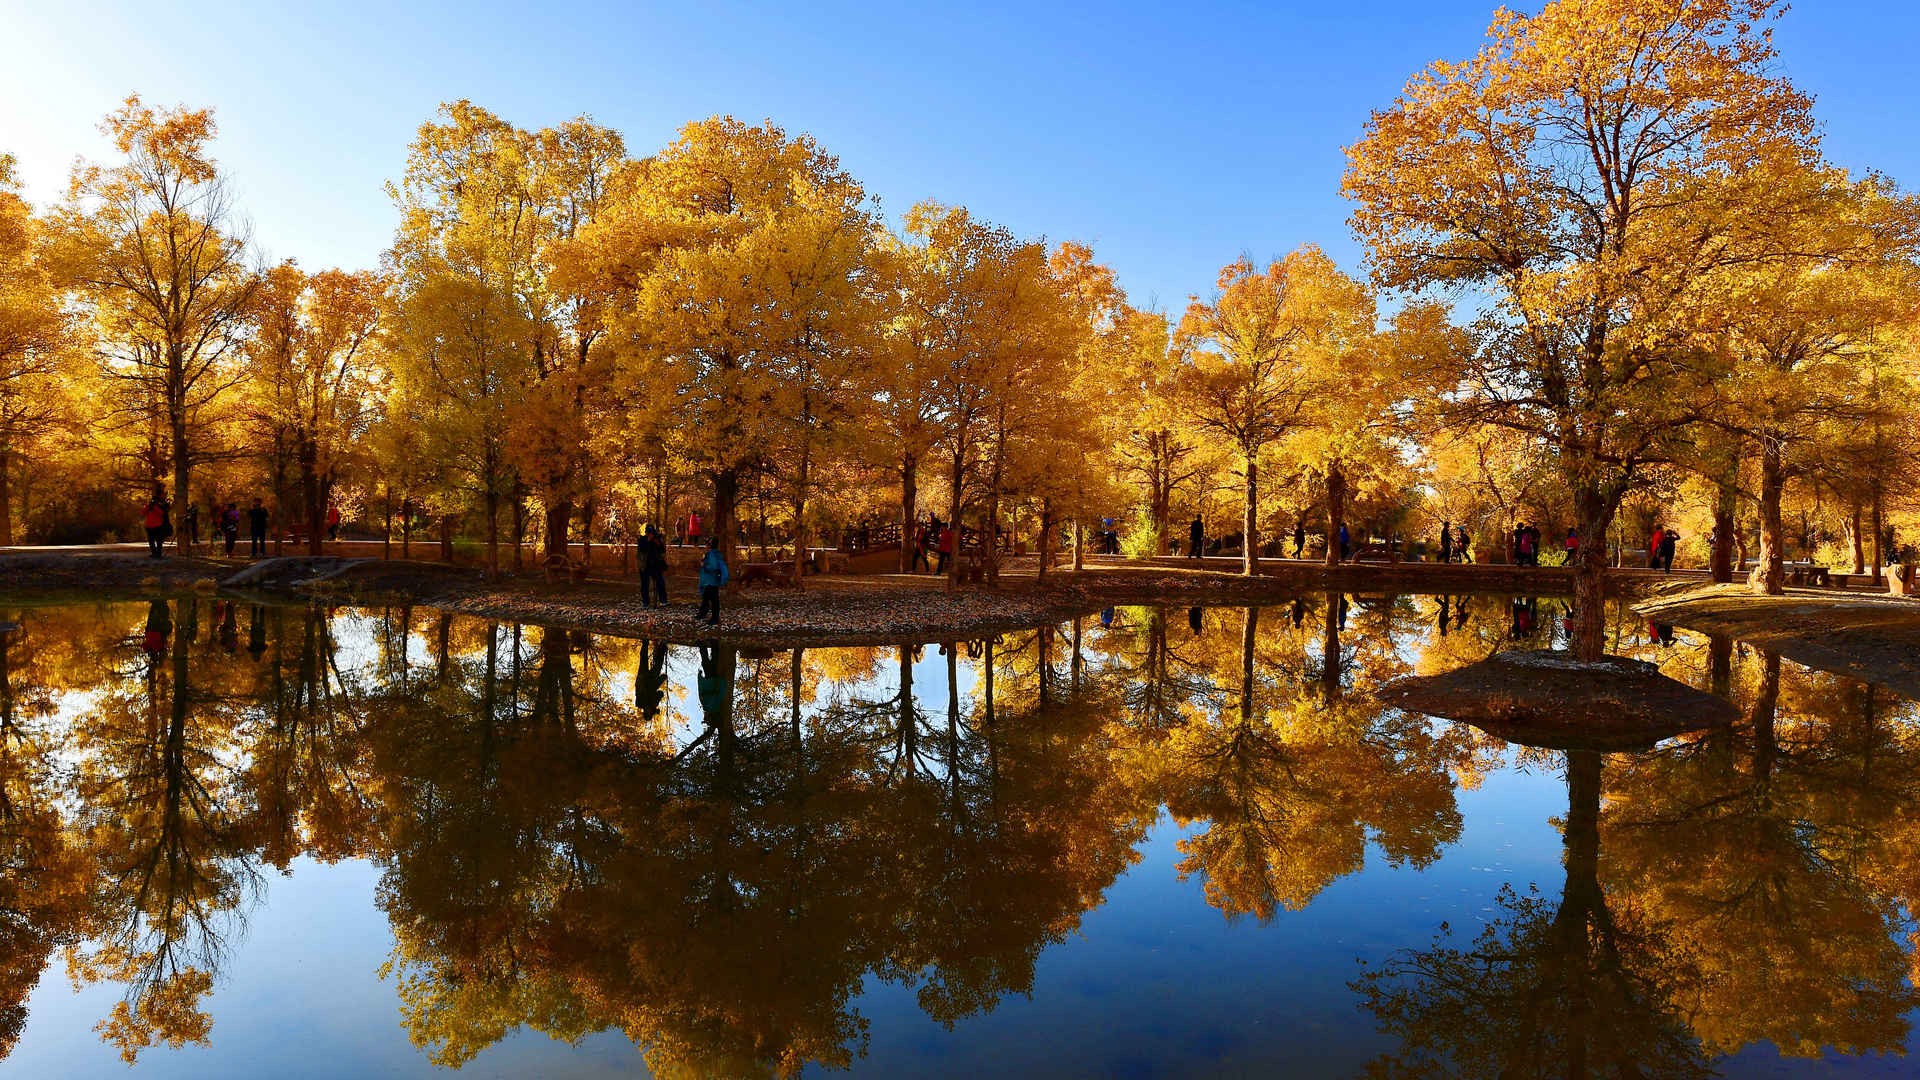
[{"x1": 1638, "y1": 583, "x2": 1920, "y2": 699}]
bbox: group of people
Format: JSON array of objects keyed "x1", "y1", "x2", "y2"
[
  {"x1": 1436, "y1": 522, "x2": 1472, "y2": 563},
  {"x1": 1182, "y1": 517, "x2": 1313, "y2": 560},
  {"x1": 908, "y1": 515, "x2": 957, "y2": 574},
  {"x1": 140, "y1": 491, "x2": 340, "y2": 559},
  {"x1": 1648, "y1": 525, "x2": 1682, "y2": 570},
  {"x1": 632, "y1": 523, "x2": 730, "y2": 626}
]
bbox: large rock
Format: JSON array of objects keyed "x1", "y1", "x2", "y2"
[
  {"x1": 1381, "y1": 650, "x2": 1738, "y2": 752},
  {"x1": 221, "y1": 557, "x2": 370, "y2": 589}
]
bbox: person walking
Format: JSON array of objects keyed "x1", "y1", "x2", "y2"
[
  {"x1": 697, "y1": 537, "x2": 729, "y2": 626},
  {"x1": 908, "y1": 521, "x2": 930, "y2": 572},
  {"x1": 1455, "y1": 524, "x2": 1470, "y2": 564},
  {"x1": 687, "y1": 511, "x2": 702, "y2": 546},
  {"x1": 935, "y1": 522, "x2": 954, "y2": 575},
  {"x1": 1338, "y1": 522, "x2": 1351, "y2": 562},
  {"x1": 1564, "y1": 527, "x2": 1579, "y2": 565},
  {"x1": 220, "y1": 502, "x2": 240, "y2": 556},
  {"x1": 640, "y1": 524, "x2": 669, "y2": 607},
  {"x1": 326, "y1": 504, "x2": 342, "y2": 541},
  {"x1": 1438, "y1": 521, "x2": 1453, "y2": 564},
  {"x1": 1189, "y1": 515, "x2": 1204, "y2": 559},
  {"x1": 1648, "y1": 524, "x2": 1665, "y2": 570},
  {"x1": 247, "y1": 499, "x2": 269, "y2": 558},
  {"x1": 182, "y1": 502, "x2": 199, "y2": 551},
  {"x1": 1293, "y1": 521, "x2": 1306, "y2": 559},
  {"x1": 141, "y1": 490, "x2": 170, "y2": 558}
]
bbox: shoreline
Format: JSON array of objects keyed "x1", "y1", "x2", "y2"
[
  {"x1": 1637, "y1": 583, "x2": 1920, "y2": 699},
  {"x1": 0, "y1": 549, "x2": 1709, "y2": 649}
]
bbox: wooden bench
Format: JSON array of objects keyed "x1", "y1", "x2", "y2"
[
  {"x1": 1785, "y1": 563, "x2": 1831, "y2": 587},
  {"x1": 542, "y1": 553, "x2": 590, "y2": 584}
]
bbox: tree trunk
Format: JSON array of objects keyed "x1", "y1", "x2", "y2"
[
  {"x1": 300, "y1": 442, "x2": 323, "y2": 557},
  {"x1": 899, "y1": 454, "x2": 917, "y2": 573},
  {"x1": 0, "y1": 444, "x2": 12, "y2": 547},
  {"x1": 485, "y1": 484, "x2": 501, "y2": 581},
  {"x1": 713, "y1": 465, "x2": 741, "y2": 589},
  {"x1": 1751, "y1": 438, "x2": 1785, "y2": 596},
  {"x1": 545, "y1": 499, "x2": 571, "y2": 563},
  {"x1": 1036, "y1": 499, "x2": 1053, "y2": 586},
  {"x1": 1710, "y1": 481, "x2": 1737, "y2": 584},
  {"x1": 1843, "y1": 499, "x2": 1858, "y2": 576},
  {"x1": 171, "y1": 418, "x2": 191, "y2": 556},
  {"x1": 1324, "y1": 460, "x2": 1346, "y2": 568},
  {"x1": 1871, "y1": 479, "x2": 1885, "y2": 583},
  {"x1": 1242, "y1": 452, "x2": 1259, "y2": 577},
  {"x1": 1072, "y1": 519, "x2": 1084, "y2": 573},
  {"x1": 1572, "y1": 487, "x2": 1615, "y2": 662},
  {"x1": 946, "y1": 446, "x2": 965, "y2": 590},
  {"x1": 382, "y1": 483, "x2": 393, "y2": 560}
]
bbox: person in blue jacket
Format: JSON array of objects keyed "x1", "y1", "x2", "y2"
[{"x1": 697, "y1": 537, "x2": 730, "y2": 626}]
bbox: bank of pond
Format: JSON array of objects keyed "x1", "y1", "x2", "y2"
[{"x1": 0, "y1": 593, "x2": 1915, "y2": 1077}]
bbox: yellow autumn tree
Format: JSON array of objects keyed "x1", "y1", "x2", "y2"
[
  {"x1": 1345, "y1": 0, "x2": 1830, "y2": 658},
  {"x1": 46, "y1": 96, "x2": 258, "y2": 548}
]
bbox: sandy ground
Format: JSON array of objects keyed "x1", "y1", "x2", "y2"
[{"x1": 1639, "y1": 583, "x2": 1920, "y2": 699}]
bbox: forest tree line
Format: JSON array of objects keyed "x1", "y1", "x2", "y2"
[{"x1": 3, "y1": 0, "x2": 1919, "y2": 655}]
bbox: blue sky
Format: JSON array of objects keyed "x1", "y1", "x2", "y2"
[{"x1": 4, "y1": 0, "x2": 1917, "y2": 311}]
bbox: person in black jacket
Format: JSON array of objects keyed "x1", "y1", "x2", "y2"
[
  {"x1": 247, "y1": 499, "x2": 269, "y2": 558},
  {"x1": 640, "y1": 524, "x2": 669, "y2": 607},
  {"x1": 1189, "y1": 516, "x2": 1204, "y2": 559}
]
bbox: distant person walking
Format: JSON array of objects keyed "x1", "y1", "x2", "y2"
[
  {"x1": 1294, "y1": 521, "x2": 1306, "y2": 559},
  {"x1": 1189, "y1": 515, "x2": 1204, "y2": 559},
  {"x1": 1338, "y1": 523, "x2": 1351, "y2": 562},
  {"x1": 1564, "y1": 527, "x2": 1579, "y2": 565},
  {"x1": 697, "y1": 537, "x2": 729, "y2": 626},
  {"x1": 221, "y1": 502, "x2": 240, "y2": 556},
  {"x1": 640, "y1": 524, "x2": 669, "y2": 607},
  {"x1": 182, "y1": 502, "x2": 199, "y2": 550},
  {"x1": 935, "y1": 522, "x2": 954, "y2": 575},
  {"x1": 326, "y1": 504, "x2": 341, "y2": 541},
  {"x1": 908, "y1": 521, "x2": 930, "y2": 572},
  {"x1": 1438, "y1": 521, "x2": 1453, "y2": 564},
  {"x1": 686, "y1": 511, "x2": 702, "y2": 546},
  {"x1": 1648, "y1": 525, "x2": 1664, "y2": 570},
  {"x1": 247, "y1": 499, "x2": 269, "y2": 558},
  {"x1": 141, "y1": 490, "x2": 171, "y2": 558},
  {"x1": 1455, "y1": 524, "x2": 1470, "y2": 564}
]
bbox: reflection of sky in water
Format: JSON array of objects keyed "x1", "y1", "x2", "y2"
[{"x1": 1, "y1": 596, "x2": 1916, "y2": 1077}]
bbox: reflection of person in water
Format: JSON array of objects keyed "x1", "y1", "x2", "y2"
[
  {"x1": 1099, "y1": 607, "x2": 1117, "y2": 630},
  {"x1": 1189, "y1": 606, "x2": 1204, "y2": 635},
  {"x1": 142, "y1": 600, "x2": 171, "y2": 658},
  {"x1": 216, "y1": 601, "x2": 239, "y2": 653},
  {"x1": 1647, "y1": 619, "x2": 1676, "y2": 647},
  {"x1": 1455, "y1": 597, "x2": 1469, "y2": 629},
  {"x1": 1337, "y1": 594, "x2": 1350, "y2": 631},
  {"x1": 1509, "y1": 597, "x2": 1536, "y2": 638},
  {"x1": 246, "y1": 605, "x2": 267, "y2": 661},
  {"x1": 635, "y1": 640, "x2": 669, "y2": 724},
  {"x1": 1437, "y1": 596, "x2": 1450, "y2": 638},
  {"x1": 696, "y1": 642, "x2": 732, "y2": 723},
  {"x1": 1291, "y1": 598, "x2": 1305, "y2": 628}
]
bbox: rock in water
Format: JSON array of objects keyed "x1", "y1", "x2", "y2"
[{"x1": 1381, "y1": 650, "x2": 1738, "y2": 751}]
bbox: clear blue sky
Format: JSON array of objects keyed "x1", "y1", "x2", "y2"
[{"x1": 4, "y1": 0, "x2": 1917, "y2": 310}]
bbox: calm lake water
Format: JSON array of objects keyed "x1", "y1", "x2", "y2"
[{"x1": 0, "y1": 592, "x2": 1914, "y2": 1078}]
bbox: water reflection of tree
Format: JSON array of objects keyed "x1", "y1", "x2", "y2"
[
  {"x1": 1117, "y1": 596, "x2": 1476, "y2": 923},
  {"x1": 367, "y1": 628, "x2": 1152, "y2": 1078},
  {"x1": 1359, "y1": 647, "x2": 1920, "y2": 1075}
]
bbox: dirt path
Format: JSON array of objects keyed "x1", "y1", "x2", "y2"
[{"x1": 1638, "y1": 583, "x2": 1920, "y2": 700}]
